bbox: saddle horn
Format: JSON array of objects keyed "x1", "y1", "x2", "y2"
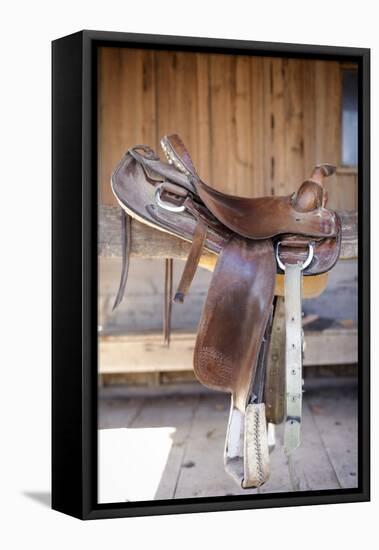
[
  {"x1": 293, "y1": 163, "x2": 336, "y2": 212},
  {"x1": 310, "y1": 163, "x2": 336, "y2": 184}
]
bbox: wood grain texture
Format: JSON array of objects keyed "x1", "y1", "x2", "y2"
[
  {"x1": 98, "y1": 48, "x2": 357, "y2": 209},
  {"x1": 98, "y1": 205, "x2": 358, "y2": 260},
  {"x1": 155, "y1": 50, "x2": 209, "y2": 177},
  {"x1": 98, "y1": 382, "x2": 357, "y2": 499},
  {"x1": 268, "y1": 58, "x2": 287, "y2": 195},
  {"x1": 208, "y1": 54, "x2": 234, "y2": 192},
  {"x1": 285, "y1": 59, "x2": 304, "y2": 190},
  {"x1": 328, "y1": 172, "x2": 358, "y2": 210},
  {"x1": 98, "y1": 330, "x2": 357, "y2": 373},
  {"x1": 98, "y1": 48, "x2": 157, "y2": 205}
]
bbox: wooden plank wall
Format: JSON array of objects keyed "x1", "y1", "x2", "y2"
[{"x1": 98, "y1": 48, "x2": 357, "y2": 210}]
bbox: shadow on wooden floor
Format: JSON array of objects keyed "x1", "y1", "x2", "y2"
[{"x1": 98, "y1": 377, "x2": 358, "y2": 503}]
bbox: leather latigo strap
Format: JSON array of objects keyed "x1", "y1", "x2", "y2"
[
  {"x1": 193, "y1": 237, "x2": 276, "y2": 412},
  {"x1": 174, "y1": 219, "x2": 208, "y2": 303},
  {"x1": 112, "y1": 210, "x2": 131, "y2": 311},
  {"x1": 163, "y1": 258, "x2": 173, "y2": 346}
]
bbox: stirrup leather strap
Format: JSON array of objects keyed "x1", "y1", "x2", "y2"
[{"x1": 283, "y1": 263, "x2": 303, "y2": 456}]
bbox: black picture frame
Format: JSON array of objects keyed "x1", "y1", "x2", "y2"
[{"x1": 52, "y1": 30, "x2": 370, "y2": 520}]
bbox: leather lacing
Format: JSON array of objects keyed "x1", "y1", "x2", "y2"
[{"x1": 253, "y1": 408, "x2": 265, "y2": 486}]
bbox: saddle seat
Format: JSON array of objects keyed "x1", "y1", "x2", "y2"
[{"x1": 160, "y1": 134, "x2": 339, "y2": 240}]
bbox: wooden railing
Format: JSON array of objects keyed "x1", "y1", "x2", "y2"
[{"x1": 99, "y1": 206, "x2": 358, "y2": 261}]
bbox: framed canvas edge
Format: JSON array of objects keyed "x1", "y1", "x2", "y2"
[
  {"x1": 52, "y1": 30, "x2": 370, "y2": 521},
  {"x1": 52, "y1": 31, "x2": 85, "y2": 520}
]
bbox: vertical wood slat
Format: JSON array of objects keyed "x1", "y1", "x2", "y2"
[
  {"x1": 98, "y1": 48, "x2": 355, "y2": 210},
  {"x1": 195, "y1": 54, "x2": 212, "y2": 183},
  {"x1": 250, "y1": 57, "x2": 266, "y2": 197},
  {"x1": 328, "y1": 172, "x2": 357, "y2": 210},
  {"x1": 302, "y1": 59, "x2": 316, "y2": 181},
  {"x1": 313, "y1": 61, "x2": 341, "y2": 207},
  {"x1": 208, "y1": 54, "x2": 266, "y2": 196},
  {"x1": 265, "y1": 58, "x2": 287, "y2": 196},
  {"x1": 285, "y1": 59, "x2": 305, "y2": 191},
  {"x1": 314, "y1": 61, "x2": 341, "y2": 166},
  {"x1": 98, "y1": 48, "x2": 156, "y2": 205},
  {"x1": 208, "y1": 55, "x2": 234, "y2": 192},
  {"x1": 233, "y1": 55, "x2": 252, "y2": 194},
  {"x1": 154, "y1": 51, "x2": 211, "y2": 185}
]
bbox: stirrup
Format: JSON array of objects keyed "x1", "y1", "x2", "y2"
[{"x1": 224, "y1": 399, "x2": 270, "y2": 489}]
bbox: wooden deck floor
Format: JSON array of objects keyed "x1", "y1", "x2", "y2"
[{"x1": 98, "y1": 378, "x2": 358, "y2": 503}]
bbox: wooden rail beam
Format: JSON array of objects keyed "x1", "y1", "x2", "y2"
[{"x1": 99, "y1": 205, "x2": 358, "y2": 261}]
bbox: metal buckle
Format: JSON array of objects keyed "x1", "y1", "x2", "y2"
[
  {"x1": 275, "y1": 241, "x2": 314, "y2": 272},
  {"x1": 155, "y1": 183, "x2": 186, "y2": 213}
]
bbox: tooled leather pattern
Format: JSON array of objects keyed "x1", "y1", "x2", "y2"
[{"x1": 195, "y1": 347, "x2": 234, "y2": 390}]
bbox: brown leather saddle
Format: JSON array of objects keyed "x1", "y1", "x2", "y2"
[{"x1": 111, "y1": 134, "x2": 341, "y2": 489}]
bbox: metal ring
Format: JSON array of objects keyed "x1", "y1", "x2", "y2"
[
  {"x1": 155, "y1": 183, "x2": 186, "y2": 213},
  {"x1": 275, "y1": 241, "x2": 314, "y2": 272}
]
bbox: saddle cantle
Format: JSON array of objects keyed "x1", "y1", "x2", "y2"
[{"x1": 111, "y1": 134, "x2": 342, "y2": 490}]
